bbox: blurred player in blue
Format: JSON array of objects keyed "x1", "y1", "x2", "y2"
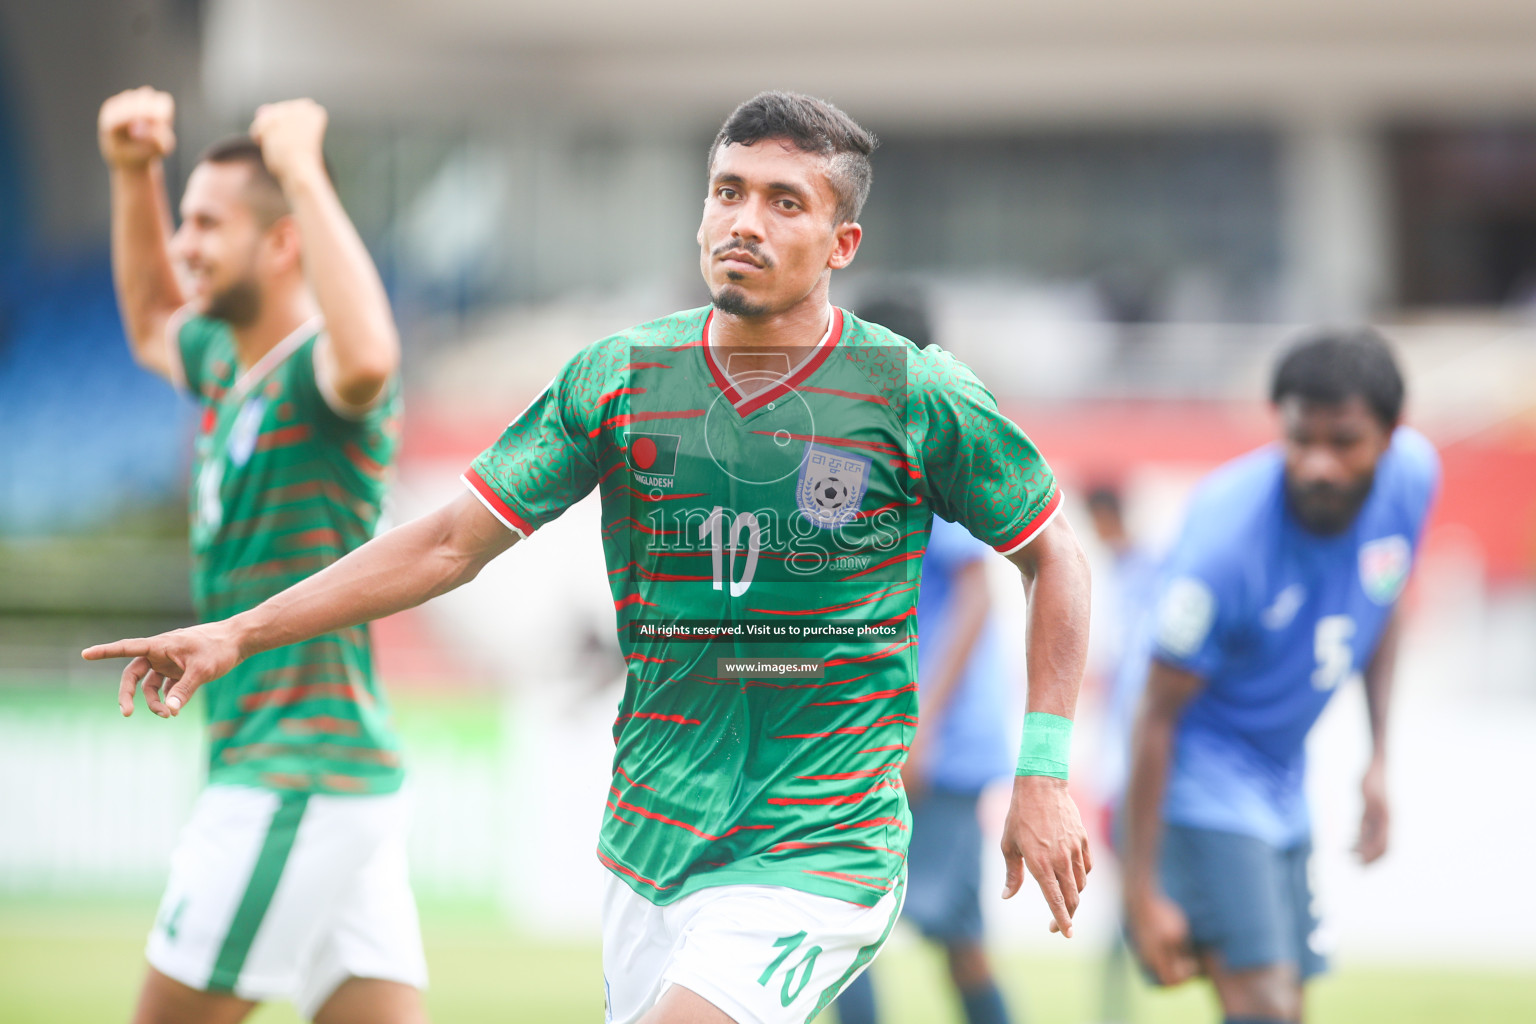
[
  {"x1": 1087, "y1": 483, "x2": 1161, "y2": 834},
  {"x1": 837, "y1": 296, "x2": 1018, "y2": 1024},
  {"x1": 1121, "y1": 329, "x2": 1439, "y2": 1023},
  {"x1": 1084, "y1": 484, "x2": 1161, "y2": 1024}
]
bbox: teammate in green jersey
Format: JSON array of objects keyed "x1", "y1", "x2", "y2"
[
  {"x1": 99, "y1": 88, "x2": 426, "y2": 1024},
  {"x1": 89, "y1": 91, "x2": 1093, "y2": 1024}
]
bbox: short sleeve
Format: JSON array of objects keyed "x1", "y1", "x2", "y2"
[
  {"x1": 913, "y1": 348, "x2": 1060, "y2": 554},
  {"x1": 464, "y1": 345, "x2": 608, "y2": 537},
  {"x1": 284, "y1": 338, "x2": 402, "y2": 495},
  {"x1": 1148, "y1": 539, "x2": 1242, "y2": 680},
  {"x1": 1391, "y1": 427, "x2": 1442, "y2": 548}
]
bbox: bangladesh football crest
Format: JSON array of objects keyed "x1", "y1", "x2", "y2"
[
  {"x1": 1359, "y1": 535, "x2": 1410, "y2": 606},
  {"x1": 228, "y1": 396, "x2": 266, "y2": 468},
  {"x1": 795, "y1": 443, "x2": 871, "y2": 529}
]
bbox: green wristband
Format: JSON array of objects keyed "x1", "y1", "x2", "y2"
[{"x1": 1016, "y1": 711, "x2": 1072, "y2": 780}]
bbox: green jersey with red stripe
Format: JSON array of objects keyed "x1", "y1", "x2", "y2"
[
  {"x1": 467, "y1": 306, "x2": 1058, "y2": 906},
  {"x1": 174, "y1": 312, "x2": 405, "y2": 796}
]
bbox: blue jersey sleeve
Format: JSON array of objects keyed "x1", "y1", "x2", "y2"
[
  {"x1": 926, "y1": 516, "x2": 992, "y2": 572},
  {"x1": 1149, "y1": 511, "x2": 1249, "y2": 681},
  {"x1": 1389, "y1": 427, "x2": 1442, "y2": 553}
]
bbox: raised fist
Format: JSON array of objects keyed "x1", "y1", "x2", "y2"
[
  {"x1": 250, "y1": 99, "x2": 328, "y2": 187},
  {"x1": 99, "y1": 86, "x2": 176, "y2": 170}
]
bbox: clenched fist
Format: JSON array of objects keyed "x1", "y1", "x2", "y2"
[
  {"x1": 99, "y1": 86, "x2": 176, "y2": 170},
  {"x1": 250, "y1": 99, "x2": 328, "y2": 188}
]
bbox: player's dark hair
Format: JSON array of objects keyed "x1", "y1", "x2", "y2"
[
  {"x1": 1270, "y1": 327, "x2": 1405, "y2": 429},
  {"x1": 197, "y1": 135, "x2": 291, "y2": 227},
  {"x1": 1085, "y1": 486, "x2": 1122, "y2": 516},
  {"x1": 709, "y1": 91, "x2": 877, "y2": 225},
  {"x1": 856, "y1": 293, "x2": 932, "y2": 349}
]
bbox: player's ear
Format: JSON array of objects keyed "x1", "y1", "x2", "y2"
[
  {"x1": 828, "y1": 221, "x2": 862, "y2": 270},
  {"x1": 1374, "y1": 416, "x2": 1398, "y2": 457},
  {"x1": 265, "y1": 214, "x2": 303, "y2": 274}
]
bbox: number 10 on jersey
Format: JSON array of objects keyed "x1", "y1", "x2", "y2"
[{"x1": 701, "y1": 506, "x2": 762, "y2": 596}]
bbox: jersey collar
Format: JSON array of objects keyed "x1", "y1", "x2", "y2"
[
  {"x1": 229, "y1": 315, "x2": 324, "y2": 405},
  {"x1": 702, "y1": 306, "x2": 843, "y2": 418}
]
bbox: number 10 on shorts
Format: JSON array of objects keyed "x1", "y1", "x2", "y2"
[{"x1": 758, "y1": 931, "x2": 822, "y2": 1007}]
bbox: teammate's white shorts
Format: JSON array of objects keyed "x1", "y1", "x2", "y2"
[
  {"x1": 601, "y1": 871, "x2": 905, "y2": 1024},
  {"x1": 146, "y1": 784, "x2": 427, "y2": 1019}
]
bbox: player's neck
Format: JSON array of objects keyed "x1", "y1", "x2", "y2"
[
  {"x1": 229, "y1": 289, "x2": 321, "y2": 372},
  {"x1": 709, "y1": 290, "x2": 833, "y2": 350}
]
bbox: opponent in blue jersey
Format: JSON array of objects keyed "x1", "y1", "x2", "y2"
[{"x1": 1122, "y1": 330, "x2": 1439, "y2": 1024}]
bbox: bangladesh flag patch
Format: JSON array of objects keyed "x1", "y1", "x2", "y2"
[{"x1": 624, "y1": 431, "x2": 681, "y2": 486}]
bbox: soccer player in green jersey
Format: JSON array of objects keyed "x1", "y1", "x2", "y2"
[
  {"x1": 98, "y1": 88, "x2": 426, "y2": 1023},
  {"x1": 89, "y1": 92, "x2": 1093, "y2": 1024}
]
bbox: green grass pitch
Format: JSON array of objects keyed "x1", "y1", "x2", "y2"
[{"x1": 1, "y1": 903, "x2": 1532, "y2": 1023}]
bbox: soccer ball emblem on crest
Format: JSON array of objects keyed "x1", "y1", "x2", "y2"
[{"x1": 811, "y1": 476, "x2": 851, "y2": 514}]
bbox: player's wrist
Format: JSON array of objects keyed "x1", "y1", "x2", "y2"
[
  {"x1": 1123, "y1": 878, "x2": 1161, "y2": 914},
  {"x1": 106, "y1": 153, "x2": 158, "y2": 174},
  {"x1": 1010, "y1": 772, "x2": 1067, "y2": 794},
  {"x1": 221, "y1": 610, "x2": 264, "y2": 664},
  {"x1": 274, "y1": 159, "x2": 329, "y2": 198},
  {"x1": 1015, "y1": 710, "x2": 1072, "y2": 780}
]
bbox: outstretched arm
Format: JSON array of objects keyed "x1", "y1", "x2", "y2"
[
  {"x1": 84, "y1": 492, "x2": 516, "y2": 716},
  {"x1": 99, "y1": 87, "x2": 185, "y2": 381},
  {"x1": 251, "y1": 100, "x2": 400, "y2": 411},
  {"x1": 1000, "y1": 513, "x2": 1093, "y2": 937},
  {"x1": 1357, "y1": 604, "x2": 1401, "y2": 864},
  {"x1": 1122, "y1": 658, "x2": 1204, "y2": 985}
]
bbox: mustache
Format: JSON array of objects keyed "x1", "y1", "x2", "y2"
[
  {"x1": 1286, "y1": 471, "x2": 1374, "y2": 534},
  {"x1": 712, "y1": 239, "x2": 773, "y2": 268},
  {"x1": 1293, "y1": 480, "x2": 1351, "y2": 500}
]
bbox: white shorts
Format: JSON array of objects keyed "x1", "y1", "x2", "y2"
[
  {"x1": 601, "y1": 872, "x2": 905, "y2": 1024},
  {"x1": 146, "y1": 784, "x2": 427, "y2": 1019}
]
